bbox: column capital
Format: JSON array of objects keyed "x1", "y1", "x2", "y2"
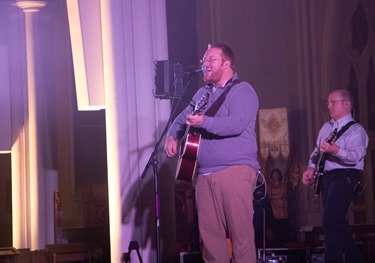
[{"x1": 15, "y1": 0, "x2": 47, "y2": 13}]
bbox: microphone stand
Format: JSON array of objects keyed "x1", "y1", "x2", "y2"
[{"x1": 140, "y1": 73, "x2": 196, "y2": 263}]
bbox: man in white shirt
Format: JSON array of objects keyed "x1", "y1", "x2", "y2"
[{"x1": 302, "y1": 89, "x2": 368, "y2": 263}]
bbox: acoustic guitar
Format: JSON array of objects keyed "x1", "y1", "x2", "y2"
[{"x1": 175, "y1": 93, "x2": 209, "y2": 182}]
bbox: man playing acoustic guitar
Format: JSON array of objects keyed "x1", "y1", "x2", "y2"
[
  {"x1": 302, "y1": 89, "x2": 368, "y2": 263},
  {"x1": 164, "y1": 43, "x2": 260, "y2": 263}
]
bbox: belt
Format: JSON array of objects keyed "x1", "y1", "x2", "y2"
[{"x1": 324, "y1": 168, "x2": 362, "y2": 176}]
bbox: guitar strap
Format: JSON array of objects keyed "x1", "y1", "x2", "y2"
[
  {"x1": 204, "y1": 79, "x2": 241, "y2": 117},
  {"x1": 335, "y1": 120, "x2": 356, "y2": 139},
  {"x1": 321, "y1": 120, "x2": 356, "y2": 164}
]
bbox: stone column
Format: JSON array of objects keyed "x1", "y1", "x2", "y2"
[{"x1": 14, "y1": 0, "x2": 47, "y2": 250}]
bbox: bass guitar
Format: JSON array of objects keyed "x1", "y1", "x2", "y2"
[
  {"x1": 314, "y1": 128, "x2": 338, "y2": 196},
  {"x1": 175, "y1": 93, "x2": 209, "y2": 182}
]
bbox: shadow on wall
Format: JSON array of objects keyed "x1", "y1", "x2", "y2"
[{"x1": 121, "y1": 156, "x2": 177, "y2": 262}]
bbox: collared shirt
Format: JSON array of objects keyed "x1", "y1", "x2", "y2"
[{"x1": 308, "y1": 113, "x2": 369, "y2": 171}]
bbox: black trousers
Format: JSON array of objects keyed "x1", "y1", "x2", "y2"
[{"x1": 322, "y1": 169, "x2": 363, "y2": 263}]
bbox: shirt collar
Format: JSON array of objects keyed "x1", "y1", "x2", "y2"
[
  {"x1": 222, "y1": 74, "x2": 236, "y2": 88},
  {"x1": 206, "y1": 73, "x2": 238, "y2": 92},
  {"x1": 330, "y1": 113, "x2": 354, "y2": 130}
]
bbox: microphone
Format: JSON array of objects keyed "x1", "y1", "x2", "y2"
[{"x1": 184, "y1": 65, "x2": 207, "y2": 76}]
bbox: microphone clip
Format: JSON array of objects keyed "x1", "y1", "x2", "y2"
[{"x1": 184, "y1": 65, "x2": 207, "y2": 76}]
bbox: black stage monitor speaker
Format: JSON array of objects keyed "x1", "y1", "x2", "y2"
[{"x1": 154, "y1": 60, "x2": 173, "y2": 98}]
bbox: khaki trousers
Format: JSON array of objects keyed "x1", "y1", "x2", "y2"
[{"x1": 196, "y1": 165, "x2": 257, "y2": 263}]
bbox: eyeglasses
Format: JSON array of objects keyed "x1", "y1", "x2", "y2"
[
  {"x1": 326, "y1": 99, "x2": 346, "y2": 106},
  {"x1": 200, "y1": 57, "x2": 223, "y2": 64}
]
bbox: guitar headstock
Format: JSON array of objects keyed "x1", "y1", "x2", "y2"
[{"x1": 192, "y1": 93, "x2": 209, "y2": 115}]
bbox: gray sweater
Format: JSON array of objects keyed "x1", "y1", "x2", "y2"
[{"x1": 168, "y1": 73, "x2": 260, "y2": 174}]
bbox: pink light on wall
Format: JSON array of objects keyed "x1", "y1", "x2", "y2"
[{"x1": 0, "y1": 46, "x2": 11, "y2": 153}]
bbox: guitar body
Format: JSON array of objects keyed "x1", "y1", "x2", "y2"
[
  {"x1": 314, "y1": 155, "x2": 326, "y2": 196},
  {"x1": 175, "y1": 131, "x2": 202, "y2": 181}
]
